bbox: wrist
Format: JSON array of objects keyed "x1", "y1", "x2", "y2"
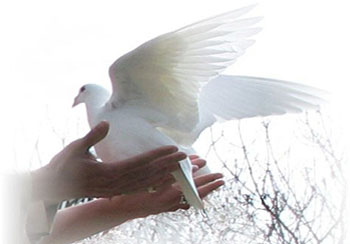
[
  {"x1": 30, "y1": 166, "x2": 57, "y2": 204},
  {"x1": 30, "y1": 167, "x2": 46, "y2": 202},
  {"x1": 87, "y1": 197, "x2": 138, "y2": 228},
  {"x1": 106, "y1": 195, "x2": 147, "y2": 221}
]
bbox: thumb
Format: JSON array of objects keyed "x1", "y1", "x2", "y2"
[{"x1": 78, "y1": 121, "x2": 110, "y2": 152}]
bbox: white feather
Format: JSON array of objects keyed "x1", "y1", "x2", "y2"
[
  {"x1": 159, "y1": 75, "x2": 326, "y2": 146},
  {"x1": 108, "y1": 5, "x2": 261, "y2": 132}
]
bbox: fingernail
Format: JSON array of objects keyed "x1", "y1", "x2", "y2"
[
  {"x1": 218, "y1": 180, "x2": 225, "y2": 186},
  {"x1": 97, "y1": 121, "x2": 109, "y2": 129},
  {"x1": 176, "y1": 152, "x2": 187, "y2": 159},
  {"x1": 167, "y1": 145, "x2": 178, "y2": 152},
  {"x1": 93, "y1": 121, "x2": 108, "y2": 133}
]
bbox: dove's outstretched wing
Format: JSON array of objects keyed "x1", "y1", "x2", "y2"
[
  {"x1": 199, "y1": 75, "x2": 326, "y2": 121},
  {"x1": 108, "y1": 5, "x2": 261, "y2": 132},
  {"x1": 158, "y1": 75, "x2": 327, "y2": 146}
]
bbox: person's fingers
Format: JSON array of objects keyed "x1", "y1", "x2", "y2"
[
  {"x1": 194, "y1": 173, "x2": 223, "y2": 187},
  {"x1": 112, "y1": 146, "x2": 179, "y2": 171},
  {"x1": 98, "y1": 152, "x2": 195, "y2": 196},
  {"x1": 191, "y1": 158, "x2": 206, "y2": 169},
  {"x1": 198, "y1": 180, "x2": 225, "y2": 199},
  {"x1": 75, "y1": 121, "x2": 110, "y2": 152},
  {"x1": 167, "y1": 203, "x2": 190, "y2": 212},
  {"x1": 118, "y1": 151, "x2": 185, "y2": 185},
  {"x1": 105, "y1": 152, "x2": 184, "y2": 195},
  {"x1": 96, "y1": 146, "x2": 182, "y2": 194},
  {"x1": 192, "y1": 165, "x2": 199, "y2": 173},
  {"x1": 150, "y1": 151, "x2": 186, "y2": 171},
  {"x1": 169, "y1": 175, "x2": 224, "y2": 211},
  {"x1": 124, "y1": 157, "x2": 180, "y2": 191},
  {"x1": 189, "y1": 155, "x2": 200, "y2": 160},
  {"x1": 136, "y1": 152, "x2": 188, "y2": 189}
]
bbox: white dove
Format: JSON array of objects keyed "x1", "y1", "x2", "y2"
[{"x1": 72, "y1": 5, "x2": 324, "y2": 209}]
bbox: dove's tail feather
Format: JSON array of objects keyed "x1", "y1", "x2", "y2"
[{"x1": 171, "y1": 158, "x2": 204, "y2": 209}]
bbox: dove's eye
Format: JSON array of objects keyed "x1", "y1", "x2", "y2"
[{"x1": 80, "y1": 86, "x2": 86, "y2": 93}]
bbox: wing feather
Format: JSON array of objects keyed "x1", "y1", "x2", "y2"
[
  {"x1": 159, "y1": 75, "x2": 326, "y2": 146},
  {"x1": 109, "y1": 5, "x2": 261, "y2": 131},
  {"x1": 200, "y1": 75, "x2": 327, "y2": 121}
]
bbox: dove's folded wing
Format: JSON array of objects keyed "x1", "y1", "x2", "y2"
[{"x1": 108, "y1": 5, "x2": 261, "y2": 132}]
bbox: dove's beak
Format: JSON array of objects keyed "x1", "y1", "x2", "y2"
[{"x1": 72, "y1": 96, "x2": 79, "y2": 107}]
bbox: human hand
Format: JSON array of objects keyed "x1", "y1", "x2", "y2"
[
  {"x1": 106, "y1": 157, "x2": 224, "y2": 219},
  {"x1": 31, "y1": 121, "x2": 185, "y2": 203}
]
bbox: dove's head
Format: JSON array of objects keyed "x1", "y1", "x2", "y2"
[{"x1": 73, "y1": 84, "x2": 110, "y2": 108}]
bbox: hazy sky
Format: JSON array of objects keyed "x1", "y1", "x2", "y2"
[{"x1": 0, "y1": 0, "x2": 349, "y2": 171}]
